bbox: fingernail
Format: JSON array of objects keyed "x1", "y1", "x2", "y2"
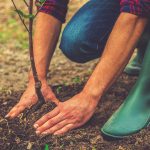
[
  {"x1": 54, "y1": 132, "x2": 58, "y2": 135},
  {"x1": 36, "y1": 131, "x2": 40, "y2": 135},
  {"x1": 34, "y1": 124, "x2": 39, "y2": 129},
  {"x1": 42, "y1": 132, "x2": 48, "y2": 135},
  {"x1": 5, "y1": 115, "x2": 9, "y2": 118},
  {"x1": 11, "y1": 113, "x2": 15, "y2": 118}
]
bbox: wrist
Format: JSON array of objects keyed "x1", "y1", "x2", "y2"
[
  {"x1": 28, "y1": 77, "x2": 47, "y2": 86},
  {"x1": 81, "y1": 87, "x2": 103, "y2": 104},
  {"x1": 28, "y1": 71, "x2": 47, "y2": 84},
  {"x1": 79, "y1": 90, "x2": 101, "y2": 107}
]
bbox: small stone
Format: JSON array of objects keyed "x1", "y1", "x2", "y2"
[
  {"x1": 118, "y1": 146, "x2": 126, "y2": 150},
  {"x1": 90, "y1": 135, "x2": 103, "y2": 144},
  {"x1": 2, "y1": 102, "x2": 7, "y2": 105},
  {"x1": 27, "y1": 142, "x2": 33, "y2": 150}
]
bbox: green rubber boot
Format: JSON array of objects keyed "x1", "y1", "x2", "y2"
[
  {"x1": 101, "y1": 40, "x2": 150, "y2": 138},
  {"x1": 124, "y1": 24, "x2": 150, "y2": 76},
  {"x1": 124, "y1": 48, "x2": 145, "y2": 76}
]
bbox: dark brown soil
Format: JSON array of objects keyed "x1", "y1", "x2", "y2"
[
  {"x1": 0, "y1": 73, "x2": 149, "y2": 150},
  {"x1": 1, "y1": 1, "x2": 149, "y2": 149}
]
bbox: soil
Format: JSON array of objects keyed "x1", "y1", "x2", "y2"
[
  {"x1": 0, "y1": 74, "x2": 150, "y2": 150},
  {"x1": 0, "y1": 0, "x2": 149, "y2": 149}
]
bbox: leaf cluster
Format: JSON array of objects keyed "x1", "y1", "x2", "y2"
[{"x1": 13, "y1": 0, "x2": 46, "y2": 19}]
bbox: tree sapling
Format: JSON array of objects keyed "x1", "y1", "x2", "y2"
[{"x1": 11, "y1": 0, "x2": 47, "y2": 113}]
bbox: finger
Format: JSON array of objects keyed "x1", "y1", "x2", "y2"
[
  {"x1": 34, "y1": 107, "x2": 60, "y2": 129},
  {"x1": 41, "y1": 119, "x2": 69, "y2": 135},
  {"x1": 54, "y1": 124, "x2": 74, "y2": 135},
  {"x1": 6, "y1": 105, "x2": 18, "y2": 117},
  {"x1": 6, "y1": 94, "x2": 33, "y2": 118},
  {"x1": 10, "y1": 105, "x2": 25, "y2": 118},
  {"x1": 36, "y1": 113, "x2": 65, "y2": 134},
  {"x1": 6, "y1": 104, "x2": 26, "y2": 119},
  {"x1": 6, "y1": 103, "x2": 22, "y2": 117}
]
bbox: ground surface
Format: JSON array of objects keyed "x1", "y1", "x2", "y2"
[
  {"x1": 0, "y1": 0, "x2": 149, "y2": 150},
  {"x1": 0, "y1": 74, "x2": 150, "y2": 150}
]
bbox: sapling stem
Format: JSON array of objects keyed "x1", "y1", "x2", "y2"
[
  {"x1": 11, "y1": 0, "x2": 47, "y2": 113},
  {"x1": 28, "y1": 0, "x2": 45, "y2": 111},
  {"x1": 11, "y1": 0, "x2": 29, "y2": 32}
]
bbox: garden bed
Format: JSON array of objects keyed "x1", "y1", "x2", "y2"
[{"x1": 0, "y1": 74, "x2": 149, "y2": 150}]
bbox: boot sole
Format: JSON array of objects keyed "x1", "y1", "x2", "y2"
[{"x1": 101, "y1": 119, "x2": 150, "y2": 139}]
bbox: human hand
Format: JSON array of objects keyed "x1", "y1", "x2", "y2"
[
  {"x1": 6, "y1": 81, "x2": 59, "y2": 119},
  {"x1": 34, "y1": 92, "x2": 99, "y2": 135}
]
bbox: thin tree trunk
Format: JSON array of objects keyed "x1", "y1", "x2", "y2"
[{"x1": 28, "y1": 0, "x2": 45, "y2": 111}]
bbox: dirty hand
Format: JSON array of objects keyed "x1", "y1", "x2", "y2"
[
  {"x1": 6, "y1": 81, "x2": 59, "y2": 119},
  {"x1": 34, "y1": 92, "x2": 98, "y2": 135}
]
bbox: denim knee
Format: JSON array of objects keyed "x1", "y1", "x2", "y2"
[
  {"x1": 60, "y1": 0, "x2": 120, "y2": 63},
  {"x1": 60, "y1": 26, "x2": 88, "y2": 63}
]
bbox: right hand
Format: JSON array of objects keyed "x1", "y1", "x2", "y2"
[{"x1": 5, "y1": 81, "x2": 59, "y2": 119}]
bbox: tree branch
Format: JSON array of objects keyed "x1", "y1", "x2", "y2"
[
  {"x1": 11, "y1": 0, "x2": 29, "y2": 32},
  {"x1": 34, "y1": 0, "x2": 46, "y2": 18},
  {"x1": 23, "y1": 0, "x2": 29, "y2": 7}
]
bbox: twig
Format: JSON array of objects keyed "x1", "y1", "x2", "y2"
[
  {"x1": 23, "y1": 0, "x2": 29, "y2": 7},
  {"x1": 11, "y1": 0, "x2": 29, "y2": 32},
  {"x1": 34, "y1": 0, "x2": 46, "y2": 18}
]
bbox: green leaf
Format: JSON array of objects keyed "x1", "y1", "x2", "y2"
[
  {"x1": 56, "y1": 86, "x2": 62, "y2": 94},
  {"x1": 38, "y1": 0, "x2": 46, "y2": 3},
  {"x1": 36, "y1": 2, "x2": 42, "y2": 7},
  {"x1": 36, "y1": 0, "x2": 46, "y2": 7},
  {"x1": 15, "y1": 10, "x2": 34, "y2": 19},
  {"x1": 44, "y1": 144, "x2": 49, "y2": 150}
]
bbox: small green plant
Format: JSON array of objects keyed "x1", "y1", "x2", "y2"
[
  {"x1": 56, "y1": 86, "x2": 62, "y2": 94},
  {"x1": 44, "y1": 144, "x2": 49, "y2": 150},
  {"x1": 72, "y1": 76, "x2": 81, "y2": 84},
  {"x1": 11, "y1": 0, "x2": 46, "y2": 112}
]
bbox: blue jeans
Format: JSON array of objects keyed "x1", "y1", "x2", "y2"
[{"x1": 60, "y1": 0, "x2": 120, "y2": 63}]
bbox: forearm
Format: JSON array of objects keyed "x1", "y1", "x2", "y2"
[
  {"x1": 83, "y1": 13, "x2": 147, "y2": 102},
  {"x1": 29, "y1": 12, "x2": 62, "y2": 83}
]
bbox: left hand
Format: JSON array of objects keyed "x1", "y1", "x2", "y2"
[{"x1": 33, "y1": 92, "x2": 99, "y2": 135}]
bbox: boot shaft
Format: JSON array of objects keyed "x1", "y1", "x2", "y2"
[
  {"x1": 137, "y1": 21, "x2": 150, "y2": 59},
  {"x1": 137, "y1": 40, "x2": 150, "y2": 87}
]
